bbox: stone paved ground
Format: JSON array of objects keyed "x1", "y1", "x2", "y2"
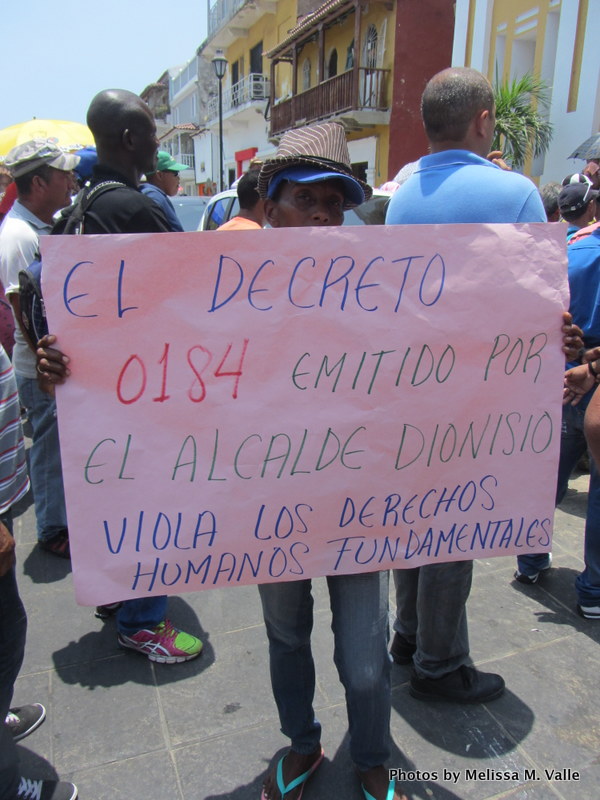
[{"x1": 10, "y1": 471, "x2": 600, "y2": 800}]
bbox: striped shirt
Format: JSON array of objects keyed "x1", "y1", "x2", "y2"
[{"x1": 0, "y1": 345, "x2": 29, "y2": 514}]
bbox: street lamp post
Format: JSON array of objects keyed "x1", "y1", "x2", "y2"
[{"x1": 212, "y1": 49, "x2": 228, "y2": 193}]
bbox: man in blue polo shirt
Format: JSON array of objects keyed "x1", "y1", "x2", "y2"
[{"x1": 386, "y1": 66, "x2": 546, "y2": 704}]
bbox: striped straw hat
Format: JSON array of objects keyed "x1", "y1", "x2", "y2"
[{"x1": 258, "y1": 121, "x2": 372, "y2": 206}]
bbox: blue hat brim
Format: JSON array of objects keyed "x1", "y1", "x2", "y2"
[{"x1": 266, "y1": 166, "x2": 365, "y2": 206}]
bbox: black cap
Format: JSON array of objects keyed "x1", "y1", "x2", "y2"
[{"x1": 558, "y1": 182, "x2": 598, "y2": 215}]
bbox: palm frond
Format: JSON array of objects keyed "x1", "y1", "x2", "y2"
[{"x1": 492, "y1": 73, "x2": 554, "y2": 169}]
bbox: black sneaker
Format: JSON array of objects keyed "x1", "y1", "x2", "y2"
[
  {"x1": 390, "y1": 632, "x2": 416, "y2": 665},
  {"x1": 513, "y1": 555, "x2": 552, "y2": 585},
  {"x1": 17, "y1": 777, "x2": 77, "y2": 800},
  {"x1": 6, "y1": 703, "x2": 46, "y2": 741},
  {"x1": 410, "y1": 665, "x2": 505, "y2": 703}
]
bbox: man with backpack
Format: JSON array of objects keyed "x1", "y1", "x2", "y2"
[
  {"x1": 0, "y1": 140, "x2": 79, "y2": 559},
  {"x1": 35, "y1": 89, "x2": 203, "y2": 665}
]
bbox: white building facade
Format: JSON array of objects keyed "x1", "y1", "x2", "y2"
[{"x1": 453, "y1": 0, "x2": 600, "y2": 184}]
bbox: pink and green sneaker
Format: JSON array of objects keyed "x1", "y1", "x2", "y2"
[{"x1": 118, "y1": 619, "x2": 203, "y2": 663}]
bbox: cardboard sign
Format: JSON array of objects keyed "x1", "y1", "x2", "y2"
[{"x1": 41, "y1": 223, "x2": 568, "y2": 605}]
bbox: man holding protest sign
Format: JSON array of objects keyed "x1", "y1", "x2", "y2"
[
  {"x1": 384, "y1": 67, "x2": 560, "y2": 704},
  {"x1": 252, "y1": 123, "x2": 402, "y2": 800}
]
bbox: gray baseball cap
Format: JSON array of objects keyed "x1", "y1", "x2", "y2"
[{"x1": 4, "y1": 138, "x2": 80, "y2": 178}]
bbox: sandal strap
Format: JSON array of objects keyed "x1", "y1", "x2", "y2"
[
  {"x1": 276, "y1": 750, "x2": 323, "y2": 797},
  {"x1": 361, "y1": 779, "x2": 396, "y2": 800}
]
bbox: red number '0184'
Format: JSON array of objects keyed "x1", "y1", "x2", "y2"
[{"x1": 116, "y1": 339, "x2": 250, "y2": 405}]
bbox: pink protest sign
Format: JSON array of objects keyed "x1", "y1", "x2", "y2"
[{"x1": 41, "y1": 223, "x2": 568, "y2": 605}]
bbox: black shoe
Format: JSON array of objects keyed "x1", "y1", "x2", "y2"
[
  {"x1": 409, "y1": 665, "x2": 505, "y2": 703},
  {"x1": 6, "y1": 703, "x2": 46, "y2": 741},
  {"x1": 390, "y1": 632, "x2": 416, "y2": 665},
  {"x1": 94, "y1": 602, "x2": 122, "y2": 619},
  {"x1": 39, "y1": 530, "x2": 70, "y2": 559},
  {"x1": 17, "y1": 777, "x2": 77, "y2": 800}
]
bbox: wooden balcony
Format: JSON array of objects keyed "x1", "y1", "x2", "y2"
[{"x1": 270, "y1": 67, "x2": 389, "y2": 136}]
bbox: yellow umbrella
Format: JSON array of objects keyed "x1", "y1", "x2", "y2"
[{"x1": 0, "y1": 119, "x2": 94, "y2": 157}]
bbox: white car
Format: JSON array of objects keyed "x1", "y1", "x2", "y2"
[{"x1": 198, "y1": 188, "x2": 394, "y2": 231}]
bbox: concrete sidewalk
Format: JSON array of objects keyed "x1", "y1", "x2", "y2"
[{"x1": 10, "y1": 471, "x2": 600, "y2": 800}]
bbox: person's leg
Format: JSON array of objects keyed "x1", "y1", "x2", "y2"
[
  {"x1": 576, "y1": 452, "x2": 600, "y2": 613},
  {"x1": 258, "y1": 580, "x2": 323, "y2": 800},
  {"x1": 392, "y1": 567, "x2": 419, "y2": 640},
  {"x1": 390, "y1": 567, "x2": 420, "y2": 663},
  {"x1": 556, "y1": 403, "x2": 587, "y2": 505},
  {"x1": 15, "y1": 375, "x2": 67, "y2": 543},
  {"x1": 258, "y1": 580, "x2": 321, "y2": 754},
  {"x1": 412, "y1": 560, "x2": 472, "y2": 679},
  {"x1": 0, "y1": 566, "x2": 27, "y2": 800},
  {"x1": 516, "y1": 403, "x2": 586, "y2": 580},
  {"x1": 116, "y1": 597, "x2": 168, "y2": 635},
  {"x1": 327, "y1": 571, "x2": 391, "y2": 770},
  {"x1": 407, "y1": 560, "x2": 504, "y2": 703}
]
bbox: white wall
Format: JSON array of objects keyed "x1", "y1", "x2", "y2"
[
  {"x1": 541, "y1": 3, "x2": 600, "y2": 184},
  {"x1": 348, "y1": 136, "x2": 377, "y2": 187},
  {"x1": 209, "y1": 114, "x2": 271, "y2": 186},
  {"x1": 193, "y1": 131, "x2": 215, "y2": 187},
  {"x1": 453, "y1": 0, "x2": 494, "y2": 71}
]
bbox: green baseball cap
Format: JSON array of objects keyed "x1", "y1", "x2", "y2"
[{"x1": 147, "y1": 151, "x2": 188, "y2": 175}]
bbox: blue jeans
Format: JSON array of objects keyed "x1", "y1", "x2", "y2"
[
  {"x1": 393, "y1": 559, "x2": 472, "y2": 679},
  {"x1": 16, "y1": 375, "x2": 67, "y2": 543},
  {"x1": 116, "y1": 596, "x2": 168, "y2": 635},
  {"x1": 517, "y1": 398, "x2": 600, "y2": 605},
  {"x1": 258, "y1": 572, "x2": 390, "y2": 771},
  {"x1": 0, "y1": 515, "x2": 27, "y2": 799}
]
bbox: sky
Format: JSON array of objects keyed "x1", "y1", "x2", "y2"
[{"x1": 1, "y1": 0, "x2": 208, "y2": 129}]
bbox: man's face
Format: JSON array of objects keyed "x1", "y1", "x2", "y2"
[
  {"x1": 584, "y1": 160, "x2": 600, "y2": 190},
  {"x1": 42, "y1": 167, "x2": 74, "y2": 213},
  {"x1": 159, "y1": 170, "x2": 180, "y2": 197},
  {"x1": 133, "y1": 111, "x2": 159, "y2": 175},
  {"x1": 265, "y1": 179, "x2": 345, "y2": 228}
]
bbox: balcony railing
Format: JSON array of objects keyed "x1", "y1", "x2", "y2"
[
  {"x1": 171, "y1": 60, "x2": 198, "y2": 99},
  {"x1": 270, "y1": 68, "x2": 389, "y2": 136},
  {"x1": 177, "y1": 153, "x2": 195, "y2": 169},
  {"x1": 208, "y1": 0, "x2": 247, "y2": 37},
  {"x1": 208, "y1": 73, "x2": 270, "y2": 120},
  {"x1": 164, "y1": 149, "x2": 195, "y2": 169}
]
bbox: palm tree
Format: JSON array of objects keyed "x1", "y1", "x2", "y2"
[{"x1": 492, "y1": 73, "x2": 553, "y2": 170}]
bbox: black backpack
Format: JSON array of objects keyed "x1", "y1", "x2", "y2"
[{"x1": 18, "y1": 181, "x2": 124, "y2": 349}]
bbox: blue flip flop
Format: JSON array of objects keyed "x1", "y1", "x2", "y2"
[
  {"x1": 260, "y1": 748, "x2": 324, "y2": 799},
  {"x1": 361, "y1": 779, "x2": 396, "y2": 800}
]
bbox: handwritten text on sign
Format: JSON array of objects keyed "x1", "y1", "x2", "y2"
[{"x1": 41, "y1": 223, "x2": 568, "y2": 605}]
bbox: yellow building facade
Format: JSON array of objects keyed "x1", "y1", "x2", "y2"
[{"x1": 266, "y1": 0, "x2": 397, "y2": 187}]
